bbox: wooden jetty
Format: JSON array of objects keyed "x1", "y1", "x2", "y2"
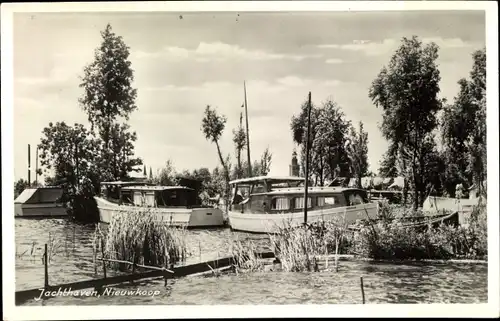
[{"x1": 15, "y1": 245, "x2": 275, "y2": 305}]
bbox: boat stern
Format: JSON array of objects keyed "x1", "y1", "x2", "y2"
[{"x1": 188, "y1": 207, "x2": 225, "y2": 228}]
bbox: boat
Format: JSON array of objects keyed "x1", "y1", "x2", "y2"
[
  {"x1": 422, "y1": 195, "x2": 482, "y2": 225},
  {"x1": 95, "y1": 181, "x2": 225, "y2": 228},
  {"x1": 14, "y1": 186, "x2": 66, "y2": 218},
  {"x1": 227, "y1": 176, "x2": 379, "y2": 233}
]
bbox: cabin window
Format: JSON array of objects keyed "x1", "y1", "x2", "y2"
[
  {"x1": 317, "y1": 196, "x2": 340, "y2": 207},
  {"x1": 271, "y1": 197, "x2": 290, "y2": 210},
  {"x1": 252, "y1": 182, "x2": 266, "y2": 194},
  {"x1": 348, "y1": 193, "x2": 364, "y2": 205},
  {"x1": 294, "y1": 197, "x2": 312, "y2": 209},
  {"x1": 145, "y1": 192, "x2": 156, "y2": 207}
]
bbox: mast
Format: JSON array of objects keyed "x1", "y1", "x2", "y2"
[
  {"x1": 35, "y1": 146, "x2": 39, "y2": 185},
  {"x1": 303, "y1": 92, "x2": 312, "y2": 225},
  {"x1": 244, "y1": 81, "x2": 252, "y2": 177},
  {"x1": 28, "y1": 144, "x2": 31, "y2": 187}
]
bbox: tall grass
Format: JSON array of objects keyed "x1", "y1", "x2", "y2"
[
  {"x1": 96, "y1": 208, "x2": 188, "y2": 272},
  {"x1": 227, "y1": 238, "x2": 265, "y2": 273},
  {"x1": 268, "y1": 217, "x2": 350, "y2": 272}
]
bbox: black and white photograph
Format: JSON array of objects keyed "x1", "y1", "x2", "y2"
[{"x1": 2, "y1": 1, "x2": 499, "y2": 319}]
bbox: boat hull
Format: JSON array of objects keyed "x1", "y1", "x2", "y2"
[
  {"x1": 228, "y1": 202, "x2": 379, "y2": 233},
  {"x1": 95, "y1": 197, "x2": 224, "y2": 228},
  {"x1": 14, "y1": 203, "x2": 67, "y2": 218},
  {"x1": 422, "y1": 196, "x2": 482, "y2": 225}
]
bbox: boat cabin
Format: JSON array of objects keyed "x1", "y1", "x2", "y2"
[
  {"x1": 100, "y1": 182, "x2": 198, "y2": 208},
  {"x1": 229, "y1": 176, "x2": 369, "y2": 214}
]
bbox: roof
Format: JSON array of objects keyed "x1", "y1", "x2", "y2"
[
  {"x1": 100, "y1": 181, "x2": 154, "y2": 186},
  {"x1": 251, "y1": 186, "x2": 365, "y2": 196},
  {"x1": 14, "y1": 188, "x2": 38, "y2": 204},
  {"x1": 14, "y1": 187, "x2": 63, "y2": 204},
  {"x1": 229, "y1": 176, "x2": 305, "y2": 185},
  {"x1": 121, "y1": 185, "x2": 194, "y2": 192}
]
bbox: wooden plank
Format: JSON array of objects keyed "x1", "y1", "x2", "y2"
[{"x1": 16, "y1": 254, "x2": 239, "y2": 305}]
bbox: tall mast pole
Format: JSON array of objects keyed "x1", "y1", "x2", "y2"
[
  {"x1": 28, "y1": 144, "x2": 31, "y2": 187},
  {"x1": 303, "y1": 92, "x2": 312, "y2": 225},
  {"x1": 244, "y1": 81, "x2": 252, "y2": 177},
  {"x1": 35, "y1": 146, "x2": 39, "y2": 185}
]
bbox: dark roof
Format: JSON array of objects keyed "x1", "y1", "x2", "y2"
[{"x1": 121, "y1": 186, "x2": 194, "y2": 192}]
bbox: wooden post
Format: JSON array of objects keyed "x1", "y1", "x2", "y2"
[
  {"x1": 44, "y1": 244, "x2": 49, "y2": 289},
  {"x1": 360, "y1": 276, "x2": 365, "y2": 304},
  {"x1": 324, "y1": 240, "x2": 329, "y2": 269},
  {"x1": 303, "y1": 92, "x2": 312, "y2": 225},
  {"x1": 101, "y1": 238, "x2": 107, "y2": 279}
]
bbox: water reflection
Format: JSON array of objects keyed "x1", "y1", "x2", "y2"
[{"x1": 16, "y1": 218, "x2": 487, "y2": 305}]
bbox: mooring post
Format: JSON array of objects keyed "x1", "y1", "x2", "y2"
[
  {"x1": 44, "y1": 244, "x2": 49, "y2": 289},
  {"x1": 101, "y1": 238, "x2": 107, "y2": 279},
  {"x1": 360, "y1": 276, "x2": 365, "y2": 304}
]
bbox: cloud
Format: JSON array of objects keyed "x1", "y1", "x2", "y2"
[
  {"x1": 325, "y1": 58, "x2": 343, "y2": 64},
  {"x1": 421, "y1": 37, "x2": 473, "y2": 49},
  {"x1": 318, "y1": 39, "x2": 398, "y2": 56},
  {"x1": 132, "y1": 42, "x2": 323, "y2": 62},
  {"x1": 317, "y1": 37, "x2": 476, "y2": 56},
  {"x1": 144, "y1": 76, "x2": 344, "y2": 95}
]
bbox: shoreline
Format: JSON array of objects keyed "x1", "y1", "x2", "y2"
[{"x1": 263, "y1": 254, "x2": 488, "y2": 266}]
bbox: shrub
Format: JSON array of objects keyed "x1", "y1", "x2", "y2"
[{"x1": 353, "y1": 203, "x2": 487, "y2": 260}]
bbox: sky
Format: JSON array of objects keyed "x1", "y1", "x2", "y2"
[{"x1": 12, "y1": 10, "x2": 486, "y2": 182}]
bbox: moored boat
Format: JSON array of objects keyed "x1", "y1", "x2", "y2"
[
  {"x1": 227, "y1": 176, "x2": 378, "y2": 233},
  {"x1": 95, "y1": 181, "x2": 225, "y2": 228},
  {"x1": 14, "y1": 186, "x2": 66, "y2": 218}
]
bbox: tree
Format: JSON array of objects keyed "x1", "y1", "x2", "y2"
[
  {"x1": 143, "y1": 165, "x2": 147, "y2": 176},
  {"x1": 259, "y1": 147, "x2": 273, "y2": 176},
  {"x1": 79, "y1": 23, "x2": 142, "y2": 181},
  {"x1": 201, "y1": 105, "x2": 230, "y2": 184},
  {"x1": 149, "y1": 166, "x2": 153, "y2": 180},
  {"x1": 441, "y1": 48, "x2": 487, "y2": 194},
  {"x1": 153, "y1": 160, "x2": 179, "y2": 186},
  {"x1": 369, "y1": 36, "x2": 442, "y2": 209},
  {"x1": 440, "y1": 48, "x2": 486, "y2": 197},
  {"x1": 291, "y1": 97, "x2": 351, "y2": 186},
  {"x1": 232, "y1": 112, "x2": 247, "y2": 179},
  {"x1": 346, "y1": 121, "x2": 369, "y2": 188},
  {"x1": 378, "y1": 143, "x2": 399, "y2": 177},
  {"x1": 37, "y1": 122, "x2": 101, "y2": 221},
  {"x1": 14, "y1": 179, "x2": 29, "y2": 199}
]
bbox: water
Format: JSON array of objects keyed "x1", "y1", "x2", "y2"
[{"x1": 15, "y1": 218, "x2": 487, "y2": 305}]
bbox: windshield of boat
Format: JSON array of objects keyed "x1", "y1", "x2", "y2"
[{"x1": 268, "y1": 180, "x2": 303, "y2": 190}]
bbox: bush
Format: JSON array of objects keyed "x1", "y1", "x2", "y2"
[{"x1": 353, "y1": 203, "x2": 487, "y2": 260}]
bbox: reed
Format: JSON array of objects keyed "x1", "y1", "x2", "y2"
[
  {"x1": 268, "y1": 218, "x2": 350, "y2": 272},
  {"x1": 227, "y1": 237, "x2": 265, "y2": 273},
  {"x1": 99, "y1": 208, "x2": 188, "y2": 272}
]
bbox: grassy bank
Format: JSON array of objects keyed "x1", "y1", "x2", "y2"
[
  {"x1": 233, "y1": 201, "x2": 488, "y2": 273},
  {"x1": 93, "y1": 208, "x2": 188, "y2": 272},
  {"x1": 353, "y1": 201, "x2": 487, "y2": 261}
]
